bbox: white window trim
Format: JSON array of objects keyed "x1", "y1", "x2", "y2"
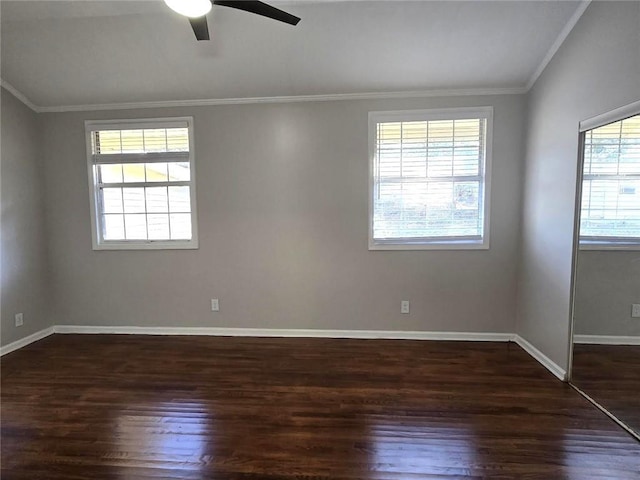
[
  {"x1": 577, "y1": 101, "x2": 640, "y2": 251},
  {"x1": 368, "y1": 107, "x2": 493, "y2": 251},
  {"x1": 85, "y1": 116, "x2": 199, "y2": 251}
]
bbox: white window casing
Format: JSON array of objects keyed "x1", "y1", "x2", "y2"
[
  {"x1": 368, "y1": 107, "x2": 493, "y2": 250},
  {"x1": 85, "y1": 117, "x2": 199, "y2": 250}
]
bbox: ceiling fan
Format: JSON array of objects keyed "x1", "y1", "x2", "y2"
[{"x1": 164, "y1": 0, "x2": 301, "y2": 41}]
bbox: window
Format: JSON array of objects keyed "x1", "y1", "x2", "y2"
[
  {"x1": 580, "y1": 113, "x2": 640, "y2": 248},
  {"x1": 369, "y1": 107, "x2": 492, "y2": 250},
  {"x1": 86, "y1": 117, "x2": 198, "y2": 250}
]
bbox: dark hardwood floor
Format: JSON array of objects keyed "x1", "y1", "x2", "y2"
[
  {"x1": 572, "y1": 343, "x2": 640, "y2": 435},
  {"x1": 2, "y1": 335, "x2": 639, "y2": 479}
]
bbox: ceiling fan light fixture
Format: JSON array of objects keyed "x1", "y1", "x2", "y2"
[{"x1": 164, "y1": 0, "x2": 212, "y2": 18}]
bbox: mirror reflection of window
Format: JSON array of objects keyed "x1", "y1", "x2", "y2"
[{"x1": 580, "y1": 114, "x2": 640, "y2": 247}]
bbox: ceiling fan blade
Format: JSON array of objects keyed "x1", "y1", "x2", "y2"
[
  {"x1": 213, "y1": 1, "x2": 300, "y2": 26},
  {"x1": 189, "y1": 16, "x2": 210, "y2": 41}
]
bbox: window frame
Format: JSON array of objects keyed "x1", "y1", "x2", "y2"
[
  {"x1": 577, "y1": 102, "x2": 640, "y2": 251},
  {"x1": 85, "y1": 116, "x2": 199, "y2": 251},
  {"x1": 368, "y1": 107, "x2": 493, "y2": 251}
]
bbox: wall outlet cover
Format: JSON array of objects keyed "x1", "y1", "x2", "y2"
[
  {"x1": 15, "y1": 313, "x2": 24, "y2": 327},
  {"x1": 632, "y1": 304, "x2": 640, "y2": 318},
  {"x1": 401, "y1": 301, "x2": 410, "y2": 314}
]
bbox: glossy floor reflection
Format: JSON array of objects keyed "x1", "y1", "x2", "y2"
[
  {"x1": 370, "y1": 423, "x2": 478, "y2": 478},
  {"x1": 1, "y1": 335, "x2": 639, "y2": 479},
  {"x1": 113, "y1": 401, "x2": 212, "y2": 472}
]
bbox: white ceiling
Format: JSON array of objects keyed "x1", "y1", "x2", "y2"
[{"x1": 1, "y1": 0, "x2": 583, "y2": 109}]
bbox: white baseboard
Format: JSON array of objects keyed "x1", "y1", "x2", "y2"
[
  {"x1": 0, "y1": 326, "x2": 55, "y2": 356},
  {"x1": 513, "y1": 335, "x2": 567, "y2": 381},
  {"x1": 1, "y1": 326, "x2": 569, "y2": 384},
  {"x1": 53, "y1": 325, "x2": 513, "y2": 342},
  {"x1": 573, "y1": 334, "x2": 640, "y2": 345}
]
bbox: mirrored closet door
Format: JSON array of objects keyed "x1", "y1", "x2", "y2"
[{"x1": 570, "y1": 108, "x2": 640, "y2": 438}]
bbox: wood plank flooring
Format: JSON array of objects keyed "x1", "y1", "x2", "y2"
[
  {"x1": 2, "y1": 335, "x2": 639, "y2": 479},
  {"x1": 572, "y1": 344, "x2": 640, "y2": 435}
]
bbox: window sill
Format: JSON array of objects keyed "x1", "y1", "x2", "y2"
[
  {"x1": 93, "y1": 240, "x2": 199, "y2": 251},
  {"x1": 369, "y1": 240, "x2": 489, "y2": 251},
  {"x1": 579, "y1": 242, "x2": 640, "y2": 251}
]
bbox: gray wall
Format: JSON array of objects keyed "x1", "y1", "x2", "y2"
[
  {"x1": 517, "y1": 1, "x2": 640, "y2": 368},
  {"x1": 574, "y1": 251, "x2": 640, "y2": 337},
  {"x1": 1, "y1": 87, "x2": 51, "y2": 346},
  {"x1": 41, "y1": 94, "x2": 525, "y2": 332}
]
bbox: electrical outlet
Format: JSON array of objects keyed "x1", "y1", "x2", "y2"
[
  {"x1": 401, "y1": 300, "x2": 410, "y2": 314},
  {"x1": 632, "y1": 304, "x2": 640, "y2": 318},
  {"x1": 15, "y1": 313, "x2": 24, "y2": 327},
  {"x1": 211, "y1": 299, "x2": 219, "y2": 312}
]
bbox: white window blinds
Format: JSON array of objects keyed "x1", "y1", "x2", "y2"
[
  {"x1": 86, "y1": 118, "x2": 198, "y2": 250},
  {"x1": 581, "y1": 114, "x2": 640, "y2": 243},
  {"x1": 370, "y1": 108, "x2": 492, "y2": 249}
]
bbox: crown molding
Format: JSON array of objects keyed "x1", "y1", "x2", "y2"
[
  {"x1": 0, "y1": 78, "x2": 39, "y2": 112},
  {"x1": 525, "y1": 0, "x2": 591, "y2": 92},
  {"x1": 33, "y1": 87, "x2": 526, "y2": 113},
  {"x1": 1, "y1": 84, "x2": 526, "y2": 113}
]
